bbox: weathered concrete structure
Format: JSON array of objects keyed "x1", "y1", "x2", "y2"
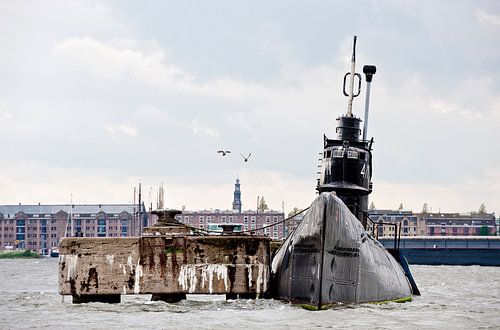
[{"x1": 58, "y1": 233, "x2": 271, "y2": 303}]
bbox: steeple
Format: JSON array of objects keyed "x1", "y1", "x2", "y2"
[{"x1": 232, "y1": 178, "x2": 242, "y2": 213}]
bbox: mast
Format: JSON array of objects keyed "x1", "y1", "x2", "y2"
[
  {"x1": 138, "y1": 182, "x2": 142, "y2": 235},
  {"x1": 70, "y1": 193, "x2": 74, "y2": 238},
  {"x1": 318, "y1": 36, "x2": 377, "y2": 228},
  {"x1": 346, "y1": 36, "x2": 358, "y2": 117}
]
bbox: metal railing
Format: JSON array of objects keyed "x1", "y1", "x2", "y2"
[{"x1": 354, "y1": 204, "x2": 401, "y2": 251}]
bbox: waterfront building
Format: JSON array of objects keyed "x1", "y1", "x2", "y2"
[
  {"x1": 173, "y1": 178, "x2": 286, "y2": 239},
  {"x1": 284, "y1": 213, "x2": 304, "y2": 237},
  {"x1": 175, "y1": 210, "x2": 286, "y2": 240},
  {"x1": 0, "y1": 204, "x2": 147, "y2": 255},
  {"x1": 420, "y1": 212, "x2": 496, "y2": 236},
  {"x1": 368, "y1": 209, "x2": 497, "y2": 237},
  {"x1": 368, "y1": 209, "x2": 423, "y2": 237}
]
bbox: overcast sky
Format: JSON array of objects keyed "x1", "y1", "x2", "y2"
[{"x1": 1, "y1": 1, "x2": 499, "y2": 215}]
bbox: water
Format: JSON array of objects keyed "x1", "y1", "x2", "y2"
[{"x1": 0, "y1": 258, "x2": 499, "y2": 329}]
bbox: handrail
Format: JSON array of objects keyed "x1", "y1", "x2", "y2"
[{"x1": 354, "y1": 203, "x2": 401, "y2": 251}]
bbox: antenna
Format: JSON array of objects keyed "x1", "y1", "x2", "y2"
[
  {"x1": 157, "y1": 183, "x2": 164, "y2": 210},
  {"x1": 133, "y1": 186, "x2": 136, "y2": 236},
  {"x1": 362, "y1": 65, "x2": 377, "y2": 140},
  {"x1": 138, "y1": 182, "x2": 142, "y2": 234},
  {"x1": 343, "y1": 36, "x2": 362, "y2": 117}
]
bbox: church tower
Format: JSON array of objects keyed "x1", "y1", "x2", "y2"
[{"x1": 232, "y1": 178, "x2": 242, "y2": 213}]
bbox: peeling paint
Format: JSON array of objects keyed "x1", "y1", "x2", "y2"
[
  {"x1": 66, "y1": 255, "x2": 78, "y2": 280},
  {"x1": 59, "y1": 236, "x2": 271, "y2": 299},
  {"x1": 105, "y1": 255, "x2": 114, "y2": 265},
  {"x1": 246, "y1": 264, "x2": 253, "y2": 289},
  {"x1": 179, "y1": 264, "x2": 229, "y2": 293},
  {"x1": 256, "y1": 263, "x2": 269, "y2": 294},
  {"x1": 133, "y1": 260, "x2": 143, "y2": 294}
]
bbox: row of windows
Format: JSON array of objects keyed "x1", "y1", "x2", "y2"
[{"x1": 182, "y1": 216, "x2": 283, "y2": 224}]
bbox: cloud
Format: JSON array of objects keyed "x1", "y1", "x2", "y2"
[
  {"x1": 372, "y1": 168, "x2": 500, "y2": 214},
  {"x1": 476, "y1": 10, "x2": 500, "y2": 26},
  {"x1": 105, "y1": 124, "x2": 137, "y2": 137},
  {"x1": 0, "y1": 111, "x2": 12, "y2": 120},
  {"x1": 52, "y1": 36, "x2": 185, "y2": 86},
  {"x1": 51, "y1": 36, "x2": 273, "y2": 102},
  {"x1": 134, "y1": 104, "x2": 219, "y2": 138}
]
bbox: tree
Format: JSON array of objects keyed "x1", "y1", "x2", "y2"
[
  {"x1": 422, "y1": 203, "x2": 429, "y2": 214},
  {"x1": 258, "y1": 197, "x2": 269, "y2": 212},
  {"x1": 288, "y1": 207, "x2": 303, "y2": 218},
  {"x1": 369, "y1": 202, "x2": 376, "y2": 210},
  {"x1": 479, "y1": 203, "x2": 487, "y2": 214},
  {"x1": 479, "y1": 226, "x2": 490, "y2": 236}
]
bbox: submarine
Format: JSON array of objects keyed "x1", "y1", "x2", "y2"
[{"x1": 271, "y1": 36, "x2": 419, "y2": 308}]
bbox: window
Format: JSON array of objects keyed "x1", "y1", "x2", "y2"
[
  {"x1": 332, "y1": 148, "x2": 344, "y2": 158},
  {"x1": 244, "y1": 216, "x2": 248, "y2": 224},
  {"x1": 347, "y1": 150, "x2": 359, "y2": 159},
  {"x1": 97, "y1": 219, "x2": 106, "y2": 237},
  {"x1": 121, "y1": 219, "x2": 128, "y2": 236},
  {"x1": 251, "y1": 216, "x2": 256, "y2": 223},
  {"x1": 266, "y1": 216, "x2": 270, "y2": 223}
]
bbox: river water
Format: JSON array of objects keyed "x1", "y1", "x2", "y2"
[{"x1": 0, "y1": 258, "x2": 498, "y2": 329}]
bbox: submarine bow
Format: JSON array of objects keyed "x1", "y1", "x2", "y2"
[{"x1": 271, "y1": 192, "x2": 412, "y2": 306}]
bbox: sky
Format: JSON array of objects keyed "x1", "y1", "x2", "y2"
[{"x1": 0, "y1": 1, "x2": 499, "y2": 215}]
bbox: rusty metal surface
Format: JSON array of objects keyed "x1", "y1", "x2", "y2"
[{"x1": 59, "y1": 235, "x2": 270, "y2": 297}]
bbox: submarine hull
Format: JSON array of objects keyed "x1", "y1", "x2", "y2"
[{"x1": 271, "y1": 193, "x2": 412, "y2": 306}]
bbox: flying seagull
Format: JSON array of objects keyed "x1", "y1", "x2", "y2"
[
  {"x1": 240, "y1": 153, "x2": 252, "y2": 162},
  {"x1": 217, "y1": 150, "x2": 231, "y2": 156}
]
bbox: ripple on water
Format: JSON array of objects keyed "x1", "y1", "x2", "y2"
[{"x1": 0, "y1": 260, "x2": 499, "y2": 329}]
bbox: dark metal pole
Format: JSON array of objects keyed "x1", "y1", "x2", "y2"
[{"x1": 317, "y1": 201, "x2": 328, "y2": 310}]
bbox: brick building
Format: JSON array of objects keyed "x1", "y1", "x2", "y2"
[
  {"x1": 368, "y1": 209, "x2": 424, "y2": 237},
  {"x1": 175, "y1": 210, "x2": 286, "y2": 239},
  {"x1": 422, "y1": 212, "x2": 496, "y2": 236},
  {"x1": 172, "y1": 178, "x2": 286, "y2": 239},
  {"x1": 0, "y1": 204, "x2": 146, "y2": 255},
  {"x1": 368, "y1": 209, "x2": 497, "y2": 237}
]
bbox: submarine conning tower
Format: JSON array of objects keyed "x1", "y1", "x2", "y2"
[{"x1": 317, "y1": 36, "x2": 377, "y2": 229}]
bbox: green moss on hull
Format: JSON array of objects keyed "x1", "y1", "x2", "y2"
[
  {"x1": 370, "y1": 296, "x2": 413, "y2": 304},
  {"x1": 299, "y1": 304, "x2": 335, "y2": 311},
  {"x1": 299, "y1": 296, "x2": 412, "y2": 310}
]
